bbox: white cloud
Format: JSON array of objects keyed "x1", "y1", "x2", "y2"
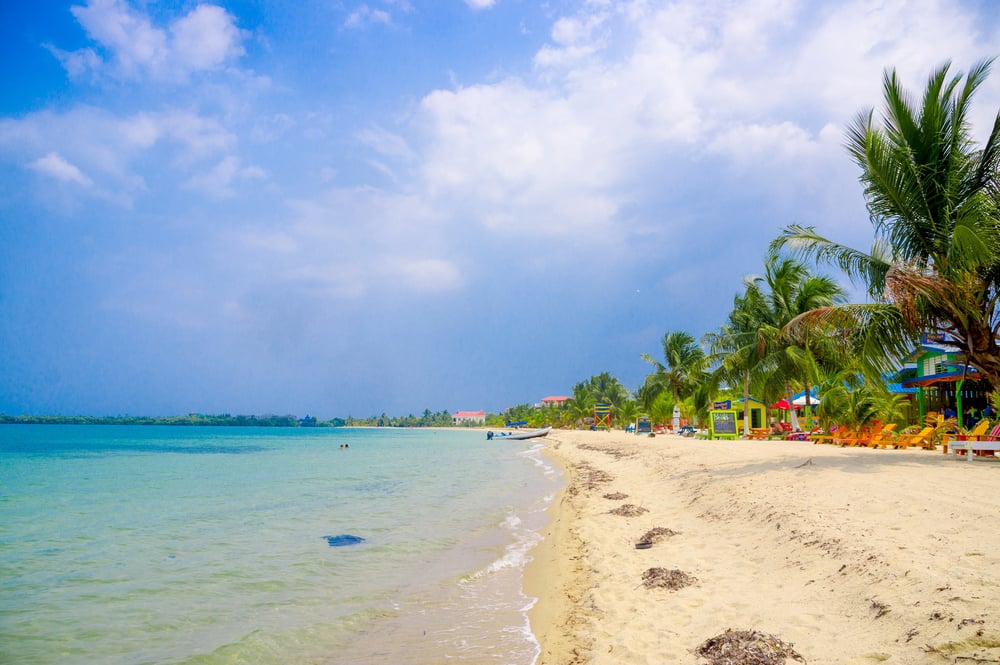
[
  {"x1": 464, "y1": 0, "x2": 496, "y2": 9},
  {"x1": 385, "y1": 258, "x2": 463, "y2": 292},
  {"x1": 170, "y1": 5, "x2": 246, "y2": 71},
  {"x1": 58, "y1": 0, "x2": 246, "y2": 81},
  {"x1": 183, "y1": 156, "x2": 266, "y2": 198},
  {"x1": 357, "y1": 127, "x2": 415, "y2": 161},
  {"x1": 27, "y1": 152, "x2": 93, "y2": 186},
  {"x1": 345, "y1": 5, "x2": 393, "y2": 29},
  {"x1": 1, "y1": 106, "x2": 241, "y2": 203},
  {"x1": 411, "y1": 0, "x2": 1000, "y2": 252}
]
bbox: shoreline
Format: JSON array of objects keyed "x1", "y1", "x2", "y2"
[{"x1": 524, "y1": 429, "x2": 1000, "y2": 664}]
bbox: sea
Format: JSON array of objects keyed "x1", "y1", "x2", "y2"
[{"x1": 0, "y1": 425, "x2": 563, "y2": 665}]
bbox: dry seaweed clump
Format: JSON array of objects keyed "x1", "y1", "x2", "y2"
[
  {"x1": 696, "y1": 629, "x2": 805, "y2": 665},
  {"x1": 641, "y1": 567, "x2": 696, "y2": 590},
  {"x1": 640, "y1": 526, "x2": 678, "y2": 543},
  {"x1": 570, "y1": 462, "x2": 614, "y2": 493},
  {"x1": 609, "y1": 504, "x2": 649, "y2": 517},
  {"x1": 603, "y1": 492, "x2": 629, "y2": 500}
]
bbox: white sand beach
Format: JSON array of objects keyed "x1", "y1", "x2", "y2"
[{"x1": 525, "y1": 429, "x2": 1000, "y2": 664}]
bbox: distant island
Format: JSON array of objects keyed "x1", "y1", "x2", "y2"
[{"x1": 0, "y1": 409, "x2": 467, "y2": 428}]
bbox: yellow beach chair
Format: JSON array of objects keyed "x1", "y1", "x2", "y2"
[
  {"x1": 894, "y1": 426, "x2": 935, "y2": 450},
  {"x1": 809, "y1": 427, "x2": 837, "y2": 444},
  {"x1": 866, "y1": 423, "x2": 898, "y2": 448},
  {"x1": 942, "y1": 419, "x2": 990, "y2": 454}
]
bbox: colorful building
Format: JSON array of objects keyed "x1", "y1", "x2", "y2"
[
  {"x1": 452, "y1": 410, "x2": 486, "y2": 425},
  {"x1": 899, "y1": 337, "x2": 991, "y2": 426}
]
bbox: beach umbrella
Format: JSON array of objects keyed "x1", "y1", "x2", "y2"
[
  {"x1": 792, "y1": 393, "x2": 821, "y2": 406},
  {"x1": 770, "y1": 399, "x2": 790, "y2": 410}
]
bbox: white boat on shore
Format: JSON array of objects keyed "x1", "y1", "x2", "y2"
[{"x1": 487, "y1": 426, "x2": 552, "y2": 441}]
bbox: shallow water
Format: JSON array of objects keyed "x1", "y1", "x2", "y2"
[{"x1": 0, "y1": 425, "x2": 561, "y2": 664}]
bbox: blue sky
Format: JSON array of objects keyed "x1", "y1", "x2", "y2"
[{"x1": 1, "y1": 0, "x2": 999, "y2": 418}]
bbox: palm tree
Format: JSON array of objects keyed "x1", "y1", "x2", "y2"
[
  {"x1": 744, "y1": 255, "x2": 846, "y2": 430},
  {"x1": 642, "y1": 331, "x2": 707, "y2": 423},
  {"x1": 616, "y1": 399, "x2": 640, "y2": 430},
  {"x1": 704, "y1": 291, "x2": 771, "y2": 435},
  {"x1": 587, "y1": 372, "x2": 630, "y2": 411},
  {"x1": 774, "y1": 60, "x2": 1000, "y2": 391},
  {"x1": 566, "y1": 381, "x2": 595, "y2": 428}
]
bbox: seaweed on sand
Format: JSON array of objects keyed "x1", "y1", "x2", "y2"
[
  {"x1": 569, "y1": 462, "x2": 614, "y2": 494},
  {"x1": 696, "y1": 629, "x2": 806, "y2": 664},
  {"x1": 641, "y1": 567, "x2": 696, "y2": 590},
  {"x1": 639, "y1": 526, "x2": 678, "y2": 543},
  {"x1": 609, "y1": 504, "x2": 648, "y2": 517}
]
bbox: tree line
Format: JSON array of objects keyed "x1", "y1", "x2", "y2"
[{"x1": 497, "y1": 59, "x2": 1000, "y2": 436}]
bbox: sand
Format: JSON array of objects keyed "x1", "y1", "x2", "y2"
[{"x1": 524, "y1": 429, "x2": 1000, "y2": 664}]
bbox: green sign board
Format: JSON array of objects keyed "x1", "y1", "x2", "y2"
[{"x1": 709, "y1": 410, "x2": 738, "y2": 440}]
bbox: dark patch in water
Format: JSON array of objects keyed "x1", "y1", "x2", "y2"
[{"x1": 324, "y1": 534, "x2": 365, "y2": 547}]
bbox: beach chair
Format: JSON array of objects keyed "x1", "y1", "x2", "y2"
[
  {"x1": 866, "y1": 423, "x2": 898, "y2": 448},
  {"x1": 832, "y1": 429, "x2": 859, "y2": 446},
  {"x1": 894, "y1": 426, "x2": 935, "y2": 450},
  {"x1": 809, "y1": 427, "x2": 836, "y2": 444},
  {"x1": 942, "y1": 420, "x2": 990, "y2": 453},
  {"x1": 843, "y1": 425, "x2": 882, "y2": 447},
  {"x1": 949, "y1": 424, "x2": 1000, "y2": 459}
]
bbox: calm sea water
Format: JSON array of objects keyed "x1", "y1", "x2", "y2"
[{"x1": 0, "y1": 425, "x2": 562, "y2": 665}]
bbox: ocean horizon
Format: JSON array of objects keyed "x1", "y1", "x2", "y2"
[{"x1": 0, "y1": 425, "x2": 561, "y2": 664}]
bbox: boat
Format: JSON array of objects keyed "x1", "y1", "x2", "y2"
[{"x1": 487, "y1": 426, "x2": 552, "y2": 441}]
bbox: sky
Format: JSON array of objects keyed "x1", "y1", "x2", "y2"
[{"x1": 1, "y1": 0, "x2": 999, "y2": 418}]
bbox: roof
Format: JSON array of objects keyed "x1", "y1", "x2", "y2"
[
  {"x1": 901, "y1": 367, "x2": 982, "y2": 388},
  {"x1": 541, "y1": 395, "x2": 570, "y2": 402},
  {"x1": 453, "y1": 410, "x2": 485, "y2": 418},
  {"x1": 902, "y1": 340, "x2": 962, "y2": 363}
]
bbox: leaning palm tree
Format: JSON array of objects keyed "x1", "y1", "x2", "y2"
[
  {"x1": 642, "y1": 331, "x2": 708, "y2": 422},
  {"x1": 774, "y1": 60, "x2": 1000, "y2": 391}
]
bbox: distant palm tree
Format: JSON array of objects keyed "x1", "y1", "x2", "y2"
[
  {"x1": 566, "y1": 381, "x2": 595, "y2": 428},
  {"x1": 642, "y1": 331, "x2": 707, "y2": 421},
  {"x1": 616, "y1": 400, "x2": 640, "y2": 430},
  {"x1": 704, "y1": 291, "x2": 770, "y2": 435},
  {"x1": 744, "y1": 255, "x2": 845, "y2": 430},
  {"x1": 774, "y1": 60, "x2": 1000, "y2": 391}
]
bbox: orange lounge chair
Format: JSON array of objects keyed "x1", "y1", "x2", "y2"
[
  {"x1": 833, "y1": 429, "x2": 859, "y2": 446},
  {"x1": 894, "y1": 426, "x2": 935, "y2": 450},
  {"x1": 866, "y1": 423, "x2": 898, "y2": 448},
  {"x1": 748, "y1": 428, "x2": 771, "y2": 440}
]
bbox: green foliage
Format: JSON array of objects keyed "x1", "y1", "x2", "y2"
[
  {"x1": 774, "y1": 60, "x2": 1000, "y2": 391},
  {"x1": 641, "y1": 331, "x2": 707, "y2": 420},
  {"x1": 0, "y1": 413, "x2": 323, "y2": 427}
]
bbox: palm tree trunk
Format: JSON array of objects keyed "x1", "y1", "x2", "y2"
[
  {"x1": 743, "y1": 370, "x2": 751, "y2": 436},
  {"x1": 785, "y1": 381, "x2": 800, "y2": 431},
  {"x1": 802, "y1": 381, "x2": 812, "y2": 430}
]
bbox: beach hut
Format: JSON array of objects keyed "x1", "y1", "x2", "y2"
[
  {"x1": 735, "y1": 397, "x2": 767, "y2": 431},
  {"x1": 900, "y1": 337, "x2": 991, "y2": 427}
]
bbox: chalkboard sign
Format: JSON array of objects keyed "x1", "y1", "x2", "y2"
[{"x1": 711, "y1": 410, "x2": 738, "y2": 436}]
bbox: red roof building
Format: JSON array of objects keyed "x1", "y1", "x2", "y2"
[
  {"x1": 540, "y1": 396, "x2": 570, "y2": 406},
  {"x1": 452, "y1": 410, "x2": 486, "y2": 425}
]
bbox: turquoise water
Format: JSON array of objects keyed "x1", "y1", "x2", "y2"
[{"x1": 0, "y1": 426, "x2": 561, "y2": 664}]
